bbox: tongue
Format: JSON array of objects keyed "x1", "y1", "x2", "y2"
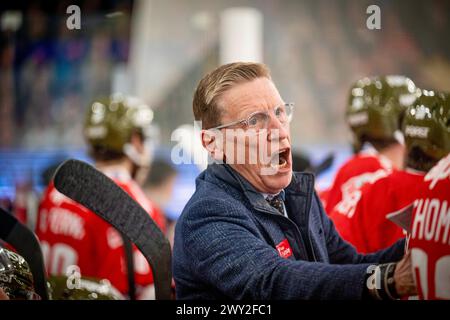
[{"x1": 279, "y1": 156, "x2": 286, "y2": 165}]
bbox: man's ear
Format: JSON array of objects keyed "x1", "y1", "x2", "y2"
[{"x1": 201, "y1": 129, "x2": 224, "y2": 161}]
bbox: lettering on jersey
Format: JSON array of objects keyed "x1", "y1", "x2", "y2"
[
  {"x1": 50, "y1": 188, "x2": 72, "y2": 206},
  {"x1": 44, "y1": 208, "x2": 85, "y2": 240},
  {"x1": 39, "y1": 209, "x2": 49, "y2": 233},
  {"x1": 335, "y1": 169, "x2": 390, "y2": 218},
  {"x1": 412, "y1": 198, "x2": 450, "y2": 245},
  {"x1": 404, "y1": 125, "x2": 429, "y2": 139},
  {"x1": 134, "y1": 251, "x2": 150, "y2": 274},
  {"x1": 106, "y1": 227, "x2": 123, "y2": 249},
  {"x1": 49, "y1": 188, "x2": 89, "y2": 213},
  {"x1": 424, "y1": 155, "x2": 450, "y2": 190},
  {"x1": 378, "y1": 155, "x2": 393, "y2": 171}
]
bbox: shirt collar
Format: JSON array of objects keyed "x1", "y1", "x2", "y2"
[
  {"x1": 205, "y1": 163, "x2": 312, "y2": 214},
  {"x1": 100, "y1": 166, "x2": 132, "y2": 182},
  {"x1": 262, "y1": 190, "x2": 286, "y2": 201}
]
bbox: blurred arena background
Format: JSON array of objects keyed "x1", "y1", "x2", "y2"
[{"x1": 0, "y1": 0, "x2": 449, "y2": 221}]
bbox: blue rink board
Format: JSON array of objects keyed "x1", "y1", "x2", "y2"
[{"x1": 0, "y1": 144, "x2": 352, "y2": 220}]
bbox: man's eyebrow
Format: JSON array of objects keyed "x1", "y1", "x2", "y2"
[
  {"x1": 239, "y1": 101, "x2": 285, "y2": 116},
  {"x1": 235, "y1": 105, "x2": 261, "y2": 119}
]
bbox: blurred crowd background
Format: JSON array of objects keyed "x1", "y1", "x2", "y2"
[{"x1": 0, "y1": 0, "x2": 449, "y2": 225}]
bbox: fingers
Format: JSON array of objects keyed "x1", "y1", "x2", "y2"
[{"x1": 394, "y1": 253, "x2": 417, "y2": 297}]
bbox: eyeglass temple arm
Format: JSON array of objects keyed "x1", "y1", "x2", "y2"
[
  {"x1": 208, "y1": 103, "x2": 294, "y2": 130},
  {"x1": 209, "y1": 119, "x2": 246, "y2": 130}
]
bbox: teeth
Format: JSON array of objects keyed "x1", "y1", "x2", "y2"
[
  {"x1": 270, "y1": 155, "x2": 287, "y2": 169},
  {"x1": 268, "y1": 149, "x2": 289, "y2": 170}
]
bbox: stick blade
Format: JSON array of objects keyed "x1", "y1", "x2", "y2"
[{"x1": 53, "y1": 159, "x2": 172, "y2": 300}]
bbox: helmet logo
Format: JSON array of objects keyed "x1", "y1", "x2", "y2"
[
  {"x1": 351, "y1": 88, "x2": 364, "y2": 97},
  {"x1": 385, "y1": 75, "x2": 407, "y2": 86},
  {"x1": 405, "y1": 125, "x2": 429, "y2": 139},
  {"x1": 412, "y1": 105, "x2": 431, "y2": 120},
  {"x1": 132, "y1": 108, "x2": 154, "y2": 127},
  {"x1": 91, "y1": 102, "x2": 106, "y2": 124},
  {"x1": 85, "y1": 126, "x2": 107, "y2": 139},
  {"x1": 351, "y1": 97, "x2": 364, "y2": 110},
  {"x1": 399, "y1": 93, "x2": 417, "y2": 107},
  {"x1": 348, "y1": 112, "x2": 369, "y2": 126}
]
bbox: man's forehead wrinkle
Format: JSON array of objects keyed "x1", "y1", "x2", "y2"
[
  {"x1": 219, "y1": 88, "x2": 257, "y2": 121},
  {"x1": 220, "y1": 81, "x2": 281, "y2": 121}
]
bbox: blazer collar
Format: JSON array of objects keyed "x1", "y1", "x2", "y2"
[{"x1": 206, "y1": 163, "x2": 314, "y2": 213}]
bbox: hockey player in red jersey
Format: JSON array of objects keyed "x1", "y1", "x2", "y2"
[
  {"x1": 36, "y1": 94, "x2": 166, "y2": 299},
  {"x1": 333, "y1": 91, "x2": 449, "y2": 253},
  {"x1": 409, "y1": 152, "x2": 450, "y2": 300},
  {"x1": 325, "y1": 76, "x2": 419, "y2": 214}
]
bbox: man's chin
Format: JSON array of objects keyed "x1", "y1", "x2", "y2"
[{"x1": 261, "y1": 169, "x2": 292, "y2": 193}]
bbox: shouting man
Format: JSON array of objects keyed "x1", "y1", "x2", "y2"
[{"x1": 173, "y1": 62, "x2": 416, "y2": 300}]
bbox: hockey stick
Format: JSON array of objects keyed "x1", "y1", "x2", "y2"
[
  {"x1": 0, "y1": 208, "x2": 49, "y2": 300},
  {"x1": 121, "y1": 233, "x2": 137, "y2": 300},
  {"x1": 53, "y1": 159, "x2": 172, "y2": 300}
]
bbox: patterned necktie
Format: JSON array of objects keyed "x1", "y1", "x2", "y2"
[{"x1": 266, "y1": 195, "x2": 285, "y2": 215}]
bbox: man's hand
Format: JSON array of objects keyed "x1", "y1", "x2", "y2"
[{"x1": 394, "y1": 251, "x2": 417, "y2": 297}]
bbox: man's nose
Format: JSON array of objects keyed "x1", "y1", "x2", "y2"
[{"x1": 267, "y1": 114, "x2": 289, "y2": 141}]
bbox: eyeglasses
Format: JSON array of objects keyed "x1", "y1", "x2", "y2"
[{"x1": 209, "y1": 103, "x2": 294, "y2": 131}]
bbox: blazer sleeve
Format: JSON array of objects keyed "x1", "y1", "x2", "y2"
[{"x1": 178, "y1": 197, "x2": 381, "y2": 300}]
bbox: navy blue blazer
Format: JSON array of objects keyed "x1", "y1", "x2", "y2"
[{"x1": 173, "y1": 163, "x2": 405, "y2": 299}]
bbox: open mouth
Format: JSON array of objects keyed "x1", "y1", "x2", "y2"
[{"x1": 270, "y1": 148, "x2": 290, "y2": 170}]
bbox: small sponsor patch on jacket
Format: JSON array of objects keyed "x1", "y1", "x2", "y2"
[{"x1": 276, "y1": 239, "x2": 293, "y2": 259}]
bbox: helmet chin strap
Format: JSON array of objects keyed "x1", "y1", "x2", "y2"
[
  {"x1": 123, "y1": 142, "x2": 152, "y2": 186},
  {"x1": 123, "y1": 143, "x2": 152, "y2": 168},
  {"x1": 393, "y1": 130, "x2": 405, "y2": 145}
]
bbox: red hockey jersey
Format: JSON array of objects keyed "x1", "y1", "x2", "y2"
[
  {"x1": 409, "y1": 154, "x2": 450, "y2": 300},
  {"x1": 332, "y1": 169, "x2": 425, "y2": 253},
  {"x1": 325, "y1": 149, "x2": 392, "y2": 215},
  {"x1": 36, "y1": 168, "x2": 166, "y2": 298}
]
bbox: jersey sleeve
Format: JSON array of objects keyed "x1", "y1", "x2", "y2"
[{"x1": 354, "y1": 180, "x2": 405, "y2": 253}]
